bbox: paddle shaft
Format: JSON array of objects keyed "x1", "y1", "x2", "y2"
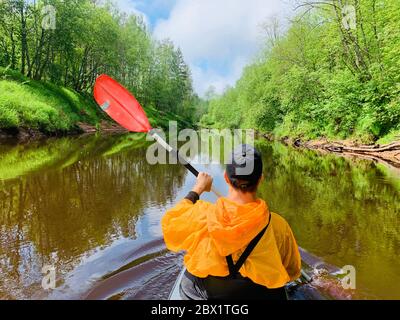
[{"x1": 150, "y1": 131, "x2": 222, "y2": 198}]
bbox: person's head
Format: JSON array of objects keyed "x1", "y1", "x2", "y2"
[{"x1": 224, "y1": 144, "x2": 263, "y2": 194}]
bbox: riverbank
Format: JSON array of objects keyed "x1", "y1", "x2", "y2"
[
  {"x1": 0, "y1": 67, "x2": 106, "y2": 137},
  {"x1": 0, "y1": 67, "x2": 192, "y2": 141},
  {"x1": 266, "y1": 134, "x2": 400, "y2": 168},
  {"x1": 0, "y1": 122, "x2": 127, "y2": 142}
]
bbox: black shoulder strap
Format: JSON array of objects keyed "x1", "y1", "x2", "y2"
[{"x1": 226, "y1": 213, "x2": 272, "y2": 278}]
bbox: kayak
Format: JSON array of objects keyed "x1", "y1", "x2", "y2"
[
  {"x1": 169, "y1": 267, "x2": 328, "y2": 300},
  {"x1": 169, "y1": 268, "x2": 187, "y2": 300}
]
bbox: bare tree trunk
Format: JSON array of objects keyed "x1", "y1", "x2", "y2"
[
  {"x1": 19, "y1": 3, "x2": 28, "y2": 75},
  {"x1": 29, "y1": 28, "x2": 46, "y2": 78},
  {"x1": 371, "y1": 0, "x2": 383, "y2": 73},
  {"x1": 10, "y1": 27, "x2": 17, "y2": 69},
  {"x1": 37, "y1": 35, "x2": 52, "y2": 81},
  {"x1": 75, "y1": 46, "x2": 90, "y2": 91}
]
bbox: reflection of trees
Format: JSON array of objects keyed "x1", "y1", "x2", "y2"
[
  {"x1": 0, "y1": 134, "x2": 186, "y2": 298},
  {"x1": 256, "y1": 142, "x2": 400, "y2": 298},
  {"x1": 0, "y1": 134, "x2": 151, "y2": 181}
]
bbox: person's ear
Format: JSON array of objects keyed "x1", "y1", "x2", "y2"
[{"x1": 224, "y1": 171, "x2": 231, "y2": 185}]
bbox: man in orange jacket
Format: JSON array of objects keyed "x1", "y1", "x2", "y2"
[{"x1": 162, "y1": 145, "x2": 301, "y2": 300}]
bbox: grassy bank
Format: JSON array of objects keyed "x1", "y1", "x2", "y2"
[
  {"x1": 0, "y1": 67, "x2": 191, "y2": 137},
  {"x1": 270, "y1": 118, "x2": 400, "y2": 146},
  {"x1": 0, "y1": 67, "x2": 104, "y2": 135}
]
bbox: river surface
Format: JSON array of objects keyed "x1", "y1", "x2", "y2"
[{"x1": 0, "y1": 133, "x2": 398, "y2": 300}]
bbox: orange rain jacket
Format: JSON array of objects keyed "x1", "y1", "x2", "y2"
[{"x1": 162, "y1": 197, "x2": 301, "y2": 289}]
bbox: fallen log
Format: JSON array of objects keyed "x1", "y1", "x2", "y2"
[
  {"x1": 341, "y1": 142, "x2": 400, "y2": 153},
  {"x1": 318, "y1": 142, "x2": 400, "y2": 154},
  {"x1": 325, "y1": 146, "x2": 344, "y2": 153},
  {"x1": 261, "y1": 133, "x2": 400, "y2": 166}
]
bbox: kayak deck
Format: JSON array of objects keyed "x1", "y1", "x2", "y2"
[
  {"x1": 169, "y1": 268, "x2": 186, "y2": 300},
  {"x1": 169, "y1": 268, "x2": 327, "y2": 300}
]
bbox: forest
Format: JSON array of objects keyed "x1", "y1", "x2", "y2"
[
  {"x1": 0, "y1": 0, "x2": 198, "y2": 134},
  {"x1": 202, "y1": 0, "x2": 400, "y2": 144}
]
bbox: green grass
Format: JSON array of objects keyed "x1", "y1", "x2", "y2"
[
  {"x1": 144, "y1": 105, "x2": 194, "y2": 130},
  {"x1": 270, "y1": 112, "x2": 400, "y2": 145},
  {"x1": 0, "y1": 67, "x2": 193, "y2": 135},
  {"x1": 0, "y1": 67, "x2": 105, "y2": 134},
  {"x1": 376, "y1": 129, "x2": 400, "y2": 145}
]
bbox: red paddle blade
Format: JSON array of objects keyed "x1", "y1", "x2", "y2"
[{"x1": 93, "y1": 74, "x2": 152, "y2": 133}]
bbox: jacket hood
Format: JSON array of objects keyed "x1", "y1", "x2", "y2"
[{"x1": 207, "y1": 197, "x2": 270, "y2": 256}]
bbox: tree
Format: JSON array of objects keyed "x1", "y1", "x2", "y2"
[
  {"x1": 202, "y1": 0, "x2": 400, "y2": 141},
  {"x1": 0, "y1": 0, "x2": 197, "y2": 124}
]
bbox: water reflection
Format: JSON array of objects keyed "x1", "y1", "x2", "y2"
[
  {"x1": 0, "y1": 135, "x2": 398, "y2": 299},
  {"x1": 256, "y1": 141, "x2": 400, "y2": 299},
  {"x1": 0, "y1": 134, "x2": 187, "y2": 299}
]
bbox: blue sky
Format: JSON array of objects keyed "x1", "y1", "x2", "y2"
[
  {"x1": 114, "y1": 0, "x2": 293, "y2": 96},
  {"x1": 133, "y1": 0, "x2": 177, "y2": 25}
]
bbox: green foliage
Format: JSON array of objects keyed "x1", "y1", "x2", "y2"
[
  {"x1": 376, "y1": 129, "x2": 400, "y2": 145},
  {"x1": 0, "y1": 0, "x2": 196, "y2": 131},
  {"x1": 143, "y1": 105, "x2": 192, "y2": 130},
  {"x1": 202, "y1": 0, "x2": 400, "y2": 143},
  {"x1": 0, "y1": 66, "x2": 102, "y2": 133}
]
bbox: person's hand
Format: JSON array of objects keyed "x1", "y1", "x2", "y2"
[{"x1": 192, "y1": 172, "x2": 213, "y2": 195}]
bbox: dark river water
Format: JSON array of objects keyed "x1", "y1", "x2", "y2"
[{"x1": 0, "y1": 134, "x2": 398, "y2": 300}]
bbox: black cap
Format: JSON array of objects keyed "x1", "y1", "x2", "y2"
[{"x1": 226, "y1": 144, "x2": 263, "y2": 192}]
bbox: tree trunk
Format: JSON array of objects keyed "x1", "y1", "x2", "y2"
[
  {"x1": 19, "y1": 3, "x2": 27, "y2": 75},
  {"x1": 10, "y1": 27, "x2": 17, "y2": 69}
]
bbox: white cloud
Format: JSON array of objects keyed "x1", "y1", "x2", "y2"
[
  {"x1": 153, "y1": 0, "x2": 291, "y2": 96},
  {"x1": 110, "y1": 0, "x2": 150, "y2": 25},
  {"x1": 191, "y1": 57, "x2": 248, "y2": 97}
]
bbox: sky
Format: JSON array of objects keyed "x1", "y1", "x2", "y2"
[{"x1": 114, "y1": 0, "x2": 293, "y2": 97}]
